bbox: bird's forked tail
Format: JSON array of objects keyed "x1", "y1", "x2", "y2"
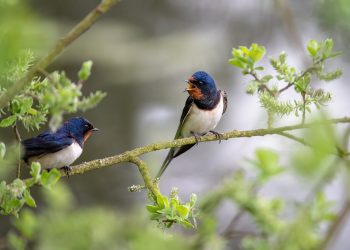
[{"x1": 156, "y1": 148, "x2": 175, "y2": 179}]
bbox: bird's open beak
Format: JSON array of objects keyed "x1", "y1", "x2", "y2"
[
  {"x1": 91, "y1": 128, "x2": 99, "y2": 131},
  {"x1": 185, "y1": 77, "x2": 196, "y2": 92},
  {"x1": 186, "y1": 81, "x2": 196, "y2": 92}
]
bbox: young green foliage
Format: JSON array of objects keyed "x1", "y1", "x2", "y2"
[
  {"x1": 146, "y1": 188, "x2": 198, "y2": 229},
  {"x1": 0, "y1": 57, "x2": 106, "y2": 131},
  {"x1": 7, "y1": 182, "x2": 193, "y2": 250},
  {"x1": 229, "y1": 39, "x2": 342, "y2": 124},
  {"x1": 0, "y1": 163, "x2": 60, "y2": 217}
]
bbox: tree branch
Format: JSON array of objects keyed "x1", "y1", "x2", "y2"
[
  {"x1": 128, "y1": 156, "x2": 161, "y2": 199},
  {"x1": 276, "y1": 131, "x2": 308, "y2": 146},
  {"x1": 0, "y1": 0, "x2": 119, "y2": 110},
  {"x1": 55, "y1": 117, "x2": 350, "y2": 178},
  {"x1": 320, "y1": 201, "x2": 350, "y2": 250}
]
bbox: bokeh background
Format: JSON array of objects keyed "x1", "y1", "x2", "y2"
[{"x1": 1, "y1": 0, "x2": 350, "y2": 249}]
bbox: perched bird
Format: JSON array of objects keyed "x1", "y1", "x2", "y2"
[
  {"x1": 22, "y1": 117, "x2": 98, "y2": 173},
  {"x1": 156, "y1": 71, "x2": 227, "y2": 178}
]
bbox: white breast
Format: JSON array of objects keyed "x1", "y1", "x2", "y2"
[
  {"x1": 181, "y1": 94, "x2": 224, "y2": 138},
  {"x1": 28, "y1": 142, "x2": 83, "y2": 169}
]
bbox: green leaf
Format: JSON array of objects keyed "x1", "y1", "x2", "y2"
[
  {"x1": 249, "y1": 43, "x2": 266, "y2": 62},
  {"x1": 239, "y1": 46, "x2": 250, "y2": 55},
  {"x1": 0, "y1": 142, "x2": 6, "y2": 159},
  {"x1": 253, "y1": 149, "x2": 284, "y2": 181},
  {"x1": 30, "y1": 162, "x2": 41, "y2": 181},
  {"x1": 246, "y1": 81, "x2": 259, "y2": 95},
  {"x1": 156, "y1": 195, "x2": 169, "y2": 209},
  {"x1": 261, "y1": 75, "x2": 273, "y2": 83},
  {"x1": 40, "y1": 169, "x2": 61, "y2": 188},
  {"x1": 255, "y1": 66, "x2": 265, "y2": 71},
  {"x1": 176, "y1": 205, "x2": 190, "y2": 219},
  {"x1": 78, "y1": 60, "x2": 93, "y2": 81},
  {"x1": 307, "y1": 40, "x2": 320, "y2": 57},
  {"x1": 146, "y1": 205, "x2": 159, "y2": 213},
  {"x1": 16, "y1": 97, "x2": 33, "y2": 115},
  {"x1": 232, "y1": 48, "x2": 244, "y2": 58},
  {"x1": 322, "y1": 38, "x2": 334, "y2": 59},
  {"x1": 23, "y1": 190, "x2": 36, "y2": 208},
  {"x1": 179, "y1": 219, "x2": 194, "y2": 228},
  {"x1": 229, "y1": 58, "x2": 245, "y2": 69},
  {"x1": 0, "y1": 115, "x2": 17, "y2": 127},
  {"x1": 190, "y1": 193, "x2": 197, "y2": 208},
  {"x1": 170, "y1": 197, "x2": 179, "y2": 210}
]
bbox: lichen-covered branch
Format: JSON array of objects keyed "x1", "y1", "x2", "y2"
[
  {"x1": 129, "y1": 157, "x2": 161, "y2": 199},
  {"x1": 0, "y1": 0, "x2": 119, "y2": 110},
  {"x1": 57, "y1": 117, "x2": 350, "y2": 178}
]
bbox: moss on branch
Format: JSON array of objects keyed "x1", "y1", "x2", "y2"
[{"x1": 58, "y1": 117, "x2": 350, "y2": 178}]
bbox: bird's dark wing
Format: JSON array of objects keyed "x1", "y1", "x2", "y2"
[
  {"x1": 22, "y1": 132, "x2": 73, "y2": 162},
  {"x1": 221, "y1": 90, "x2": 228, "y2": 114},
  {"x1": 175, "y1": 96, "x2": 194, "y2": 139},
  {"x1": 156, "y1": 96, "x2": 195, "y2": 178}
]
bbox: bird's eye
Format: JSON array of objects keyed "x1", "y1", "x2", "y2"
[
  {"x1": 198, "y1": 81, "x2": 204, "y2": 85},
  {"x1": 85, "y1": 124, "x2": 89, "y2": 128}
]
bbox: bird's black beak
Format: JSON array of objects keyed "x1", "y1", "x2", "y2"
[{"x1": 91, "y1": 128, "x2": 99, "y2": 131}]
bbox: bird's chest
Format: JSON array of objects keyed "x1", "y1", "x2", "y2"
[
  {"x1": 29, "y1": 142, "x2": 83, "y2": 169},
  {"x1": 181, "y1": 96, "x2": 223, "y2": 137}
]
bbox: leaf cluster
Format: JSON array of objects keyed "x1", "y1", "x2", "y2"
[
  {"x1": 146, "y1": 188, "x2": 197, "y2": 228},
  {"x1": 7, "y1": 182, "x2": 193, "y2": 250},
  {"x1": 229, "y1": 39, "x2": 342, "y2": 124},
  {"x1": 0, "y1": 163, "x2": 60, "y2": 217},
  {"x1": 0, "y1": 57, "x2": 106, "y2": 131}
]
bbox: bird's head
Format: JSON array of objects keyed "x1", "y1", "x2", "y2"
[
  {"x1": 61, "y1": 117, "x2": 99, "y2": 144},
  {"x1": 185, "y1": 71, "x2": 217, "y2": 100}
]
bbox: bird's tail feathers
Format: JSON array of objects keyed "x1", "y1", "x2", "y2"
[{"x1": 156, "y1": 148, "x2": 175, "y2": 179}]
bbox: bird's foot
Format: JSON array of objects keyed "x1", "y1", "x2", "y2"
[
  {"x1": 210, "y1": 130, "x2": 224, "y2": 143},
  {"x1": 61, "y1": 166, "x2": 72, "y2": 178},
  {"x1": 191, "y1": 131, "x2": 201, "y2": 145}
]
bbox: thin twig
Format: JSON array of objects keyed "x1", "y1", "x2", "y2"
[
  {"x1": 319, "y1": 127, "x2": 350, "y2": 249},
  {"x1": 222, "y1": 180, "x2": 261, "y2": 238},
  {"x1": 274, "y1": 158, "x2": 341, "y2": 249},
  {"x1": 250, "y1": 71, "x2": 275, "y2": 97},
  {"x1": 301, "y1": 92, "x2": 306, "y2": 124},
  {"x1": 222, "y1": 210, "x2": 245, "y2": 238},
  {"x1": 0, "y1": 0, "x2": 119, "y2": 110},
  {"x1": 319, "y1": 201, "x2": 350, "y2": 250},
  {"x1": 276, "y1": 131, "x2": 308, "y2": 146},
  {"x1": 278, "y1": 82, "x2": 294, "y2": 94},
  {"x1": 278, "y1": 69, "x2": 312, "y2": 94}
]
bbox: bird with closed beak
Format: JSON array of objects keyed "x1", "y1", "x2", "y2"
[
  {"x1": 22, "y1": 117, "x2": 98, "y2": 174},
  {"x1": 156, "y1": 71, "x2": 227, "y2": 178}
]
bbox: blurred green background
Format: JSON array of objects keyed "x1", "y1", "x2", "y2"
[{"x1": 1, "y1": 0, "x2": 350, "y2": 249}]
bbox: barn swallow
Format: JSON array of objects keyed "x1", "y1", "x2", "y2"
[
  {"x1": 156, "y1": 71, "x2": 227, "y2": 178},
  {"x1": 22, "y1": 117, "x2": 98, "y2": 173}
]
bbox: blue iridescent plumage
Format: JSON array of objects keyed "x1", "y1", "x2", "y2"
[{"x1": 22, "y1": 117, "x2": 98, "y2": 170}]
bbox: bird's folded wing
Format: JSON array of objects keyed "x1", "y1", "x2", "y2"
[
  {"x1": 174, "y1": 96, "x2": 193, "y2": 139},
  {"x1": 22, "y1": 133, "x2": 73, "y2": 161},
  {"x1": 156, "y1": 96, "x2": 195, "y2": 178},
  {"x1": 221, "y1": 90, "x2": 228, "y2": 114}
]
